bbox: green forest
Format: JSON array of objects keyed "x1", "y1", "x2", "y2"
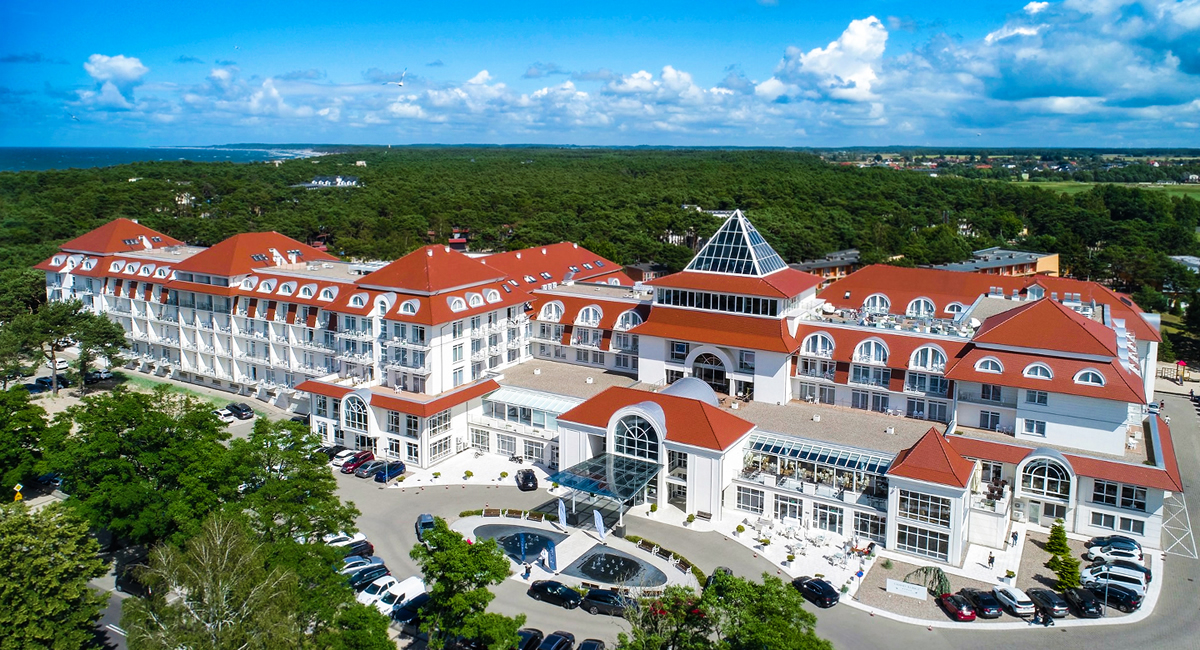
[{"x1": 2, "y1": 147, "x2": 1199, "y2": 306}]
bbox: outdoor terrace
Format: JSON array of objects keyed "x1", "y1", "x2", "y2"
[
  {"x1": 807, "y1": 308, "x2": 977, "y2": 340},
  {"x1": 954, "y1": 424, "x2": 1151, "y2": 465}
]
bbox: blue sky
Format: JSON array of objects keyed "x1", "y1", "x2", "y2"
[{"x1": 2, "y1": 0, "x2": 1198, "y2": 147}]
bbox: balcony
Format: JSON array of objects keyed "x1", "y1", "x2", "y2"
[
  {"x1": 488, "y1": 345, "x2": 503, "y2": 357},
  {"x1": 511, "y1": 313, "x2": 530, "y2": 325},
  {"x1": 294, "y1": 339, "x2": 335, "y2": 352},
  {"x1": 848, "y1": 376, "x2": 889, "y2": 389},
  {"x1": 336, "y1": 351, "x2": 374, "y2": 364},
  {"x1": 471, "y1": 349, "x2": 488, "y2": 362},
  {"x1": 851, "y1": 354, "x2": 887, "y2": 365},
  {"x1": 470, "y1": 328, "x2": 487, "y2": 339},
  {"x1": 958, "y1": 391, "x2": 1017, "y2": 409},
  {"x1": 796, "y1": 368, "x2": 835, "y2": 381},
  {"x1": 799, "y1": 349, "x2": 834, "y2": 360},
  {"x1": 506, "y1": 338, "x2": 523, "y2": 350},
  {"x1": 971, "y1": 483, "x2": 1012, "y2": 514},
  {"x1": 388, "y1": 337, "x2": 430, "y2": 351},
  {"x1": 736, "y1": 472, "x2": 888, "y2": 512},
  {"x1": 466, "y1": 414, "x2": 555, "y2": 442},
  {"x1": 339, "y1": 329, "x2": 374, "y2": 341}
]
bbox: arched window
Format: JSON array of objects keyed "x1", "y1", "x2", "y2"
[
  {"x1": 399, "y1": 300, "x2": 419, "y2": 315},
  {"x1": 944, "y1": 302, "x2": 965, "y2": 316},
  {"x1": 485, "y1": 289, "x2": 501, "y2": 303},
  {"x1": 319, "y1": 288, "x2": 336, "y2": 301},
  {"x1": 576, "y1": 305, "x2": 603, "y2": 327},
  {"x1": 1023, "y1": 363, "x2": 1053, "y2": 380},
  {"x1": 615, "y1": 310, "x2": 643, "y2": 331},
  {"x1": 257, "y1": 279, "x2": 277, "y2": 293},
  {"x1": 863, "y1": 294, "x2": 891, "y2": 314},
  {"x1": 539, "y1": 302, "x2": 563, "y2": 322},
  {"x1": 802, "y1": 333, "x2": 835, "y2": 358},
  {"x1": 1074, "y1": 369, "x2": 1105, "y2": 386},
  {"x1": 300, "y1": 284, "x2": 315, "y2": 298},
  {"x1": 467, "y1": 293, "x2": 484, "y2": 308},
  {"x1": 906, "y1": 298, "x2": 936, "y2": 318},
  {"x1": 351, "y1": 294, "x2": 367, "y2": 308},
  {"x1": 692, "y1": 353, "x2": 729, "y2": 394},
  {"x1": 975, "y1": 357, "x2": 1003, "y2": 373},
  {"x1": 448, "y1": 297, "x2": 466, "y2": 312},
  {"x1": 1021, "y1": 459, "x2": 1071, "y2": 499},
  {"x1": 343, "y1": 396, "x2": 368, "y2": 431},
  {"x1": 279, "y1": 282, "x2": 295, "y2": 296},
  {"x1": 854, "y1": 340, "x2": 888, "y2": 364},
  {"x1": 910, "y1": 346, "x2": 947, "y2": 372},
  {"x1": 614, "y1": 415, "x2": 659, "y2": 461}
]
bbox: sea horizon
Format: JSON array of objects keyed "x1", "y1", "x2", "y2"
[{"x1": 0, "y1": 145, "x2": 324, "y2": 173}]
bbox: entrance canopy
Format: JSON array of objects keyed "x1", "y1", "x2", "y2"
[{"x1": 548, "y1": 454, "x2": 660, "y2": 502}]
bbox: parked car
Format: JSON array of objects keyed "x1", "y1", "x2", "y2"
[
  {"x1": 340, "y1": 451, "x2": 375, "y2": 473},
  {"x1": 289, "y1": 414, "x2": 310, "y2": 425},
  {"x1": 704, "y1": 566, "x2": 733, "y2": 592},
  {"x1": 937, "y1": 593, "x2": 976, "y2": 621},
  {"x1": 347, "y1": 564, "x2": 391, "y2": 591},
  {"x1": 324, "y1": 532, "x2": 367, "y2": 547},
  {"x1": 114, "y1": 560, "x2": 152, "y2": 598},
  {"x1": 84, "y1": 369, "x2": 113, "y2": 384},
  {"x1": 1092, "y1": 559, "x2": 1152, "y2": 583},
  {"x1": 1063, "y1": 587, "x2": 1105, "y2": 618},
  {"x1": 415, "y1": 513, "x2": 436, "y2": 542},
  {"x1": 516, "y1": 468, "x2": 539, "y2": 491},
  {"x1": 527, "y1": 580, "x2": 583, "y2": 609},
  {"x1": 375, "y1": 462, "x2": 406, "y2": 483},
  {"x1": 578, "y1": 641, "x2": 605, "y2": 650},
  {"x1": 344, "y1": 539, "x2": 375, "y2": 558},
  {"x1": 46, "y1": 358, "x2": 70, "y2": 371},
  {"x1": 992, "y1": 585, "x2": 1035, "y2": 616},
  {"x1": 35, "y1": 374, "x2": 71, "y2": 388},
  {"x1": 1088, "y1": 582, "x2": 1143, "y2": 613},
  {"x1": 793, "y1": 577, "x2": 839, "y2": 608},
  {"x1": 537, "y1": 631, "x2": 576, "y2": 650},
  {"x1": 372, "y1": 575, "x2": 426, "y2": 616},
  {"x1": 226, "y1": 402, "x2": 255, "y2": 420},
  {"x1": 356, "y1": 576, "x2": 399, "y2": 605},
  {"x1": 1081, "y1": 564, "x2": 1148, "y2": 595},
  {"x1": 391, "y1": 591, "x2": 430, "y2": 627},
  {"x1": 212, "y1": 408, "x2": 237, "y2": 424},
  {"x1": 354, "y1": 460, "x2": 387, "y2": 478},
  {"x1": 957, "y1": 588, "x2": 1003, "y2": 619},
  {"x1": 316, "y1": 445, "x2": 347, "y2": 460},
  {"x1": 331, "y1": 450, "x2": 358, "y2": 467},
  {"x1": 1088, "y1": 535, "x2": 1141, "y2": 551},
  {"x1": 1087, "y1": 543, "x2": 1143, "y2": 563},
  {"x1": 340, "y1": 555, "x2": 384, "y2": 574},
  {"x1": 516, "y1": 629, "x2": 545, "y2": 650},
  {"x1": 581, "y1": 589, "x2": 635, "y2": 616},
  {"x1": 1026, "y1": 588, "x2": 1069, "y2": 618}
]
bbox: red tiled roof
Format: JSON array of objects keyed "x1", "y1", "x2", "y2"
[
  {"x1": 944, "y1": 347, "x2": 1145, "y2": 404},
  {"x1": 484, "y1": 243, "x2": 627, "y2": 286},
  {"x1": 294, "y1": 380, "x2": 355, "y2": 400},
  {"x1": 358, "y1": 246, "x2": 507, "y2": 294},
  {"x1": 887, "y1": 428, "x2": 977, "y2": 488},
  {"x1": 59, "y1": 219, "x2": 183, "y2": 255},
  {"x1": 973, "y1": 299, "x2": 1116, "y2": 357},
  {"x1": 647, "y1": 268, "x2": 821, "y2": 299},
  {"x1": 556, "y1": 386, "x2": 755, "y2": 451},
  {"x1": 171, "y1": 232, "x2": 336, "y2": 277},
  {"x1": 820, "y1": 265, "x2": 1160, "y2": 342},
  {"x1": 368, "y1": 379, "x2": 500, "y2": 418},
  {"x1": 631, "y1": 307, "x2": 796, "y2": 353},
  {"x1": 530, "y1": 293, "x2": 651, "y2": 350},
  {"x1": 794, "y1": 324, "x2": 969, "y2": 372},
  {"x1": 381, "y1": 280, "x2": 532, "y2": 327},
  {"x1": 947, "y1": 433, "x2": 1182, "y2": 492}
]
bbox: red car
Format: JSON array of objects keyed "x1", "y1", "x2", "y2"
[
  {"x1": 340, "y1": 451, "x2": 375, "y2": 473},
  {"x1": 939, "y1": 593, "x2": 976, "y2": 621}
]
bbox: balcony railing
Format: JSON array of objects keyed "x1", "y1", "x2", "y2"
[
  {"x1": 796, "y1": 368, "x2": 835, "y2": 381},
  {"x1": 339, "y1": 329, "x2": 374, "y2": 341},
  {"x1": 799, "y1": 349, "x2": 834, "y2": 359},
  {"x1": 735, "y1": 474, "x2": 887, "y2": 512},
  {"x1": 507, "y1": 339, "x2": 523, "y2": 350},
  {"x1": 852, "y1": 354, "x2": 887, "y2": 365},
  {"x1": 848, "y1": 376, "x2": 889, "y2": 389},
  {"x1": 388, "y1": 337, "x2": 430, "y2": 350},
  {"x1": 958, "y1": 391, "x2": 1018, "y2": 409}
]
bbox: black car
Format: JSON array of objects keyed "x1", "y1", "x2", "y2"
[
  {"x1": 347, "y1": 564, "x2": 390, "y2": 590},
  {"x1": 316, "y1": 445, "x2": 347, "y2": 459},
  {"x1": 35, "y1": 374, "x2": 71, "y2": 388},
  {"x1": 793, "y1": 577, "x2": 839, "y2": 608},
  {"x1": 578, "y1": 641, "x2": 605, "y2": 650},
  {"x1": 289, "y1": 414, "x2": 310, "y2": 425},
  {"x1": 537, "y1": 631, "x2": 575, "y2": 650},
  {"x1": 516, "y1": 628, "x2": 545, "y2": 650},
  {"x1": 114, "y1": 563, "x2": 152, "y2": 598},
  {"x1": 1089, "y1": 583, "x2": 1143, "y2": 613},
  {"x1": 344, "y1": 539, "x2": 375, "y2": 558},
  {"x1": 1062, "y1": 587, "x2": 1104, "y2": 618},
  {"x1": 528, "y1": 580, "x2": 583, "y2": 609},
  {"x1": 704, "y1": 566, "x2": 733, "y2": 592},
  {"x1": 226, "y1": 402, "x2": 255, "y2": 420},
  {"x1": 1026, "y1": 588, "x2": 1069, "y2": 618},
  {"x1": 958, "y1": 588, "x2": 1004, "y2": 619},
  {"x1": 580, "y1": 589, "x2": 635, "y2": 616},
  {"x1": 392, "y1": 592, "x2": 430, "y2": 627},
  {"x1": 516, "y1": 469, "x2": 538, "y2": 492},
  {"x1": 1088, "y1": 535, "x2": 1141, "y2": 550}
]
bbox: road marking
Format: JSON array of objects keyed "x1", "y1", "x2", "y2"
[
  {"x1": 1161, "y1": 491, "x2": 1197, "y2": 559},
  {"x1": 106, "y1": 624, "x2": 127, "y2": 637}
]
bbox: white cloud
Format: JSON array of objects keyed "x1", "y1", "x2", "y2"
[
  {"x1": 83, "y1": 54, "x2": 149, "y2": 85},
  {"x1": 1024, "y1": 2, "x2": 1050, "y2": 14},
  {"x1": 754, "y1": 77, "x2": 791, "y2": 100},
  {"x1": 466, "y1": 70, "x2": 492, "y2": 85},
  {"x1": 984, "y1": 25, "x2": 1042, "y2": 44},
  {"x1": 607, "y1": 70, "x2": 657, "y2": 94},
  {"x1": 776, "y1": 16, "x2": 888, "y2": 102}
]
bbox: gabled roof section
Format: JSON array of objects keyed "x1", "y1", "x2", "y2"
[
  {"x1": 886, "y1": 428, "x2": 976, "y2": 488},
  {"x1": 557, "y1": 386, "x2": 755, "y2": 451},
  {"x1": 631, "y1": 306, "x2": 797, "y2": 353},
  {"x1": 358, "y1": 245, "x2": 506, "y2": 294},
  {"x1": 171, "y1": 232, "x2": 336, "y2": 277},
  {"x1": 647, "y1": 267, "x2": 820, "y2": 299},
  {"x1": 60, "y1": 219, "x2": 183, "y2": 255},
  {"x1": 685, "y1": 210, "x2": 788, "y2": 277},
  {"x1": 974, "y1": 298, "x2": 1116, "y2": 357},
  {"x1": 483, "y1": 242, "x2": 628, "y2": 286}
]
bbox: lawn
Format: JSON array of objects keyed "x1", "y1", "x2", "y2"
[
  {"x1": 1017, "y1": 181, "x2": 1200, "y2": 200},
  {"x1": 117, "y1": 373, "x2": 231, "y2": 410}
]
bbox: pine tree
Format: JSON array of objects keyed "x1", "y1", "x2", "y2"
[
  {"x1": 1045, "y1": 519, "x2": 1071, "y2": 557},
  {"x1": 1056, "y1": 554, "x2": 1083, "y2": 590}
]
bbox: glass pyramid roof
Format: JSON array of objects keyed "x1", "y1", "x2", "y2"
[{"x1": 685, "y1": 210, "x2": 788, "y2": 277}]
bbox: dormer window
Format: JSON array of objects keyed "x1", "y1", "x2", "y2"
[
  {"x1": 52, "y1": 255, "x2": 65, "y2": 266},
  {"x1": 448, "y1": 297, "x2": 467, "y2": 312},
  {"x1": 853, "y1": 339, "x2": 889, "y2": 365},
  {"x1": 319, "y1": 287, "x2": 337, "y2": 301},
  {"x1": 350, "y1": 294, "x2": 367, "y2": 308},
  {"x1": 539, "y1": 301, "x2": 564, "y2": 322},
  {"x1": 467, "y1": 293, "x2": 484, "y2": 308},
  {"x1": 910, "y1": 346, "x2": 947, "y2": 372},
  {"x1": 399, "y1": 299, "x2": 419, "y2": 315},
  {"x1": 576, "y1": 305, "x2": 603, "y2": 328},
  {"x1": 944, "y1": 302, "x2": 965, "y2": 315},
  {"x1": 975, "y1": 357, "x2": 1004, "y2": 373},
  {"x1": 300, "y1": 284, "x2": 315, "y2": 298},
  {"x1": 863, "y1": 293, "x2": 890, "y2": 314},
  {"x1": 906, "y1": 298, "x2": 935, "y2": 318},
  {"x1": 242, "y1": 277, "x2": 257, "y2": 289},
  {"x1": 485, "y1": 289, "x2": 501, "y2": 303},
  {"x1": 1074, "y1": 369, "x2": 1105, "y2": 386},
  {"x1": 257, "y1": 279, "x2": 277, "y2": 293},
  {"x1": 279, "y1": 282, "x2": 295, "y2": 296},
  {"x1": 1023, "y1": 363, "x2": 1053, "y2": 380},
  {"x1": 156, "y1": 268, "x2": 169, "y2": 278},
  {"x1": 616, "y1": 310, "x2": 643, "y2": 331}
]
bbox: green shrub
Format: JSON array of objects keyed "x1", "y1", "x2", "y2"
[
  {"x1": 459, "y1": 509, "x2": 483, "y2": 517},
  {"x1": 881, "y1": 559, "x2": 893, "y2": 570},
  {"x1": 840, "y1": 584, "x2": 850, "y2": 594},
  {"x1": 735, "y1": 525, "x2": 745, "y2": 534},
  {"x1": 625, "y1": 535, "x2": 642, "y2": 544},
  {"x1": 691, "y1": 565, "x2": 706, "y2": 584},
  {"x1": 432, "y1": 472, "x2": 441, "y2": 479},
  {"x1": 464, "y1": 470, "x2": 473, "y2": 479},
  {"x1": 649, "y1": 503, "x2": 658, "y2": 513},
  {"x1": 500, "y1": 471, "x2": 509, "y2": 479},
  {"x1": 686, "y1": 514, "x2": 695, "y2": 524}
]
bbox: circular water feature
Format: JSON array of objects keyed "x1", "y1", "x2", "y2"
[
  {"x1": 473, "y1": 524, "x2": 568, "y2": 564},
  {"x1": 561, "y1": 544, "x2": 668, "y2": 588}
]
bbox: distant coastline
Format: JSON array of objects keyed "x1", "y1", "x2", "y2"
[{"x1": 0, "y1": 146, "x2": 326, "y2": 172}]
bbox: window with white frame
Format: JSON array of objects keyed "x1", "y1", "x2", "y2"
[
  {"x1": 854, "y1": 511, "x2": 886, "y2": 544},
  {"x1": 452, "y1": 320, "x2": 464, "y2": 338},
  {"x1": 405, "y1": 414, "x2": 419, "y2": 438},
  {"x1": 430, "y1": 436, "x2": 452, "y2": 461},
  {"x1": 910, "y1": 346, "x2": 946, "y2": 372},
  {"x1": 388, "y1": 438, "x2": 403, "y2": 459},
  {"x1": 539, "y1": 302, "x2": 564, "y2": 322},
  {"x1": 427, "y1": 409, "x2": 452, "y2": 436},
  {"x1": 615, "y1": 310, "x2": 642, "y2": 331},
  {"x1": 801, "y1": 332, "x2": 834, "y2": 357},
  {"x1": 979, "y1": 410, "x2": 1000, "y2": 430},
  {"x1": 1024, "y1": 363, "x2": 1053, "y2": 379},
  {"x1": 862, "y1": 294, "x2": 890, "y2": 313},
  {"x1": 736, "y1": 486, "x2": 764, "y2": 514},
  {"x1": 315, "y1": 395, "x2": 328, "y2": 418},
  {"x1": 387, "y1": 410, "x2": 402, "y2": 434},
  {"x1": 906, "y1": 297, "x2": 936, "y2": 318},
  {"x1": 669, "y1": 341, "x2": 689, "y2": 362},
  {"x1": 523, "y1": 440, "x2": 544, "y2": 463},
  {"x1": 615, "y1": 415, "x2": 659, "y2": 461},
  {"x1": 1023, "y1": 419, "x2": 1047, "y2": 436},
  {"x1": 896, "y1": 524, "x2": 949, "y2": 561},
  {"x1": 975, "y1": 358, "x2": 1003, "y2": 373},
  {"x1": 1075, "y1": 369, "x2": 1105, "y2": 386},
  {"x1": 898, "y1": 490, "x2": 952, "y2": 527},
  {"x1": 470, "y1": 427, "x2": 490, "y2": 451},
  {"x1": 1026, "y1": 390, "x2": 1048, "y2": 405},
  {"x1": 738, "y1": 351, "x2": 755, "y2": 373},
  {"x1": 980, "y1": 460, "x2": 1003, "y2": 483},
  {"x1": 852, "y1": 365, "x2": 891, "y2": 387},
  {"x1": 905, "y1": 372, "x2": 948, "y2": 395},
  {"x1": 343, "y1": 396, "x2": 368, "y2": 431},
  {"x1": 576, "y1": 305, "x2": 602, "y2": 327},
  {"x1": 1021, "y1": 458, "x2": 1070, "y2": 499},
  {"x1": 1091, "y1": 512, "x2": 1115, "y2": 529},
  {"x1": 981, "y1": 384, "x2": 1003, "y2": 402},
  {"x1": 406, "y1": 442, "x2": 420, "y2": 463},
  {"x1": 452, "y1": 367, "x2": 464, "y2": 387},
  {"x1": 453, "y1": 344, "x2": 463, "y2": 362},
  {"x1": 1092, "y1": 480, "x2": 1146, "y2": 511},
  {"x1": 854, "y1": 340, "x2": 888, "y2": 364}
]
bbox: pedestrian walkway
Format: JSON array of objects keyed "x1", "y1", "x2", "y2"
[{"x1": 951, "y1": 522, "x2": 1028, "y2": 584}]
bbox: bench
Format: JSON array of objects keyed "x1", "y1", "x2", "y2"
[
  {"x1": 675, "y1": 559, "x2": 692, "y2": 573},
  {"x1": 505, "y1": 509, "x2": 524, "y2": 519},
  {"x1": 482, "y1": 509, "x2": 501, "y2": 518},
  {"x1": 637, "y1": 540, "x2": 657, "y2": 554},
  {"x1": 580, "y1": 581, "x2": 600, "y2": 590},
  {"x1": 526, "y1": 511, "x2": 545, "y2": 522},
  {"x1": 656, "y1": 548, "x2": 674, "y2": 562},
  {"x1": 695, "y1": 511, "x2": 712, "y2": 522}
]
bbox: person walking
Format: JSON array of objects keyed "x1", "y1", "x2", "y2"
[
  {"x1": 1011, "y1": 531, "x2": 1019, "y2": 548},
  {"x1": 988, "y1": 552, "x2": 995, "y2": 569}
]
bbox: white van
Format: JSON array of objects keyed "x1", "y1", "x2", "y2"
[
  {"x1": 1081, "y1": 564, "x2": 1148, "y2": 595},
  {"x1": 373, "y1": 575, "x2": 426, "y2": 616}
]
